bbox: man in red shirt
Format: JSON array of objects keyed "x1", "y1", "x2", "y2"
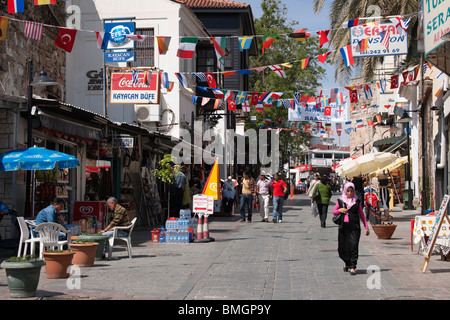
[{"x1": 270, "y1": 173, "x2": 287, "y2": 223}]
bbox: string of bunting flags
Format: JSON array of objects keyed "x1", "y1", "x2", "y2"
[{"x1": 2, "y1": 3, "x2": 424, "y2": 136}]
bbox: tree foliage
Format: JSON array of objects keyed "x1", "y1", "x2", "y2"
[{"x1": 246, "y1": 0, "x2": 328, "y2": 161}]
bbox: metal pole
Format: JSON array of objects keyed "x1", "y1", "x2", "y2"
[
  {"x1": 420, "y1": 52, "x2": 427, "y2": 215},
  {"x1": 406, "y1": 121, "x2": 413, "y2": 210},
  {"x1": 25, "y1": 59, "x2": 33, "y2": 217}
]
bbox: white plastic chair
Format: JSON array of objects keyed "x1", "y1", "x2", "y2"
[
  {"x1": 17, "y1": 217, "x2": 40, "y2": 257},
  {"x1": 35, "y1": 222, "x2": 71, "y2": 259},
  {"x1": 107, "y1": 217, "x2": 137, "y2": 260}
]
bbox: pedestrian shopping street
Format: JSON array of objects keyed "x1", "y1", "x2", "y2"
[{"x1": 2, "y1": 192, "x2": 449, "y2": 301}]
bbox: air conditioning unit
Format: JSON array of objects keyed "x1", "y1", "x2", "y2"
[{"x1": 134, "y1": 104, "x2": 160, "y2": 122}]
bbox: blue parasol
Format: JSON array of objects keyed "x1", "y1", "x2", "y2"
[{"x1": 0, "y1": 147, "x2": 79, "y2": 171}]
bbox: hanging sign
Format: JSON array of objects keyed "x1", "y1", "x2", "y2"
[
  {"x1": 105, "y1": 51, "x2": 135, "y2": 62},
  {"x1": 110, "y1": 72, "x2": 160, "y2": 104},
  {"x1": 104, "y1": 22, "x2": 135, "y2": 50},
  {"x1": 423, "y1": 0, "x2": 450, "y2": 56},
  {"x1": 288, "y1": 101, "x2": 350, "y2": 122},
  {"x1": 350, "y1": 22, "x2": 408, "y2": 57}
]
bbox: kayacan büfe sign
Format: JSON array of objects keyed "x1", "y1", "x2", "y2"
[{"x1": 110, "y1": 72, "x2": 160, "y2": 104}]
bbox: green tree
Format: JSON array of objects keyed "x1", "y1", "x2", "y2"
[
  {"x1": 247, "y1": 0, "x2": 328, "y2": 164},
  {"x1": 313, "y1": 0, "x2": 419, "y2": 83}
]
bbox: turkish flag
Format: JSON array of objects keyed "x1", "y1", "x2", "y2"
[
  {"x1": 350, "y1": 89, "x2": 358, "y2": 103},
  {"x1": 250, "y1": 92, "x2": 260, "y2": 105},
  {"x1": 228, "y1": 100, "x2": 236, "y2": 111},
  {"x1": 54, "y1": 28, "x2": 77, "y2": 53},
  {"x1": 324, "y1": 106, "x2": 331, "y2": 116},
  {"x1": 205, "y1": 73, "x2": 217, "y2": 88},
  {"x1": 391, "y1": 75, "x2": 399, "y2": 89}
]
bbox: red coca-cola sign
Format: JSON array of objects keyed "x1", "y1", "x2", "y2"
[{"x1": 110, "y1": 72, "x2": 160, "y2": 104}]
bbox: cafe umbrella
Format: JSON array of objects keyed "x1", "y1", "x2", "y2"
[
  {"x1": 335, "y1": 152, "x2": 398, "y2": 179},
  {"x1": 0, "y1": 147, "x2": 79, "y2": 171},
  {"x1": 0, "y1": 147, "x2": 80, "y2": 216}
]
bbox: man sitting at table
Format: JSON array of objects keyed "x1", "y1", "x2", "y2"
[
  {"x1": 35, "y1": 198, "x2": 67, "y2": 240},
  {"x1": 101, "y1": 197, "x2": 130, "y2": 256}
]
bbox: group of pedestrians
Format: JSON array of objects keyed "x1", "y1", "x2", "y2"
[
  {"x1": 228, "y1": 172, "x2": 288, "y2": 224},
  {"x1": 307, "y1": 173, "x2": 370, "y2": 276}
]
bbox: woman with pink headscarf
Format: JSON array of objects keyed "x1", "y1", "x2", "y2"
[{"x1": 333, "y1": 182, "x2": 370, "y2": 275}]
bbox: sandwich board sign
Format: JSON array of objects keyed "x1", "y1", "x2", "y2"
[
  {"x1": 193, "y1": 194, "x2": 214, "y2": 216},
  {"x1": 421, "y1": 194, "x2": 450, "y2": 272}
]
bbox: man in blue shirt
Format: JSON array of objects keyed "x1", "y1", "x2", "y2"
[{"x1": 35, "y1": 198, "x2": 67, "y2": 240}]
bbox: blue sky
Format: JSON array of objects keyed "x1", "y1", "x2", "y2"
[{"x1": 245, "y1": 0, "x2": 339, "y2": 89}]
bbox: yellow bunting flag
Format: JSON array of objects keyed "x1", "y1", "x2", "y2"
[{"x1": 0, "y1": 17, "x2": 8, "y2": 41}]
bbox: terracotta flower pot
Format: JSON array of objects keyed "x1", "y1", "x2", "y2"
[
  {"x1": 71, "y1": 242, "x2": 99, "y2": 267},
  {"x1": 372, "y1": 224, "x2": 397, "y2": 239},
  {"x1": 42, "y1": 251, "x2": 74, "y2": 279}
]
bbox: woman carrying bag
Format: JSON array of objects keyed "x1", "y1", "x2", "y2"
[
  {"x1": 312, "y1": 176, "x2": 332, "y2": 228},
  {"x1": 332, "y1": 182, "x2": 370, "y2": 275}
]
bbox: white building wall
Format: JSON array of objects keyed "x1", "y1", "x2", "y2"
[{"x1": 65, "y1": 0, "x2": 209, "y2": 140}]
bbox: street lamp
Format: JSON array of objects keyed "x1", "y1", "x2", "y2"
[{"x1": 25, "y1": 59, "x2": 57, "y2": 217}]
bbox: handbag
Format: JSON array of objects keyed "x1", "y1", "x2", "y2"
[
  {"x1": 313, "y1": 185, "x2": 321, "y2": 202},
  {"x1": 333, "y1": 199, "x2": 345, "y2": 225}
]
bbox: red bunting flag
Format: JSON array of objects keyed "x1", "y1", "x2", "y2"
[
  {"x1": 54, "y1": 28, "x2": 77, "y2": 53},
  {"x1": 316, "y1": 30, "x2": 330, "y2": 48}
]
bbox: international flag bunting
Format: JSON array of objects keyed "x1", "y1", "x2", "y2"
[
  {"x1": 269, "y1": 65, "x2": 286, "y2": 78},
  {"x1": 54, "y1": 28, "x2": 77, "y2": 53},
  {"x1": 293, "y1": 92, "x2": 301, "y2": 105},
  {"x1": 235, "y1": 91, "x2": 247, "y2": 105},
  {"x1": 212, "y1": 37, "x2": 227, "y2": 60},
  {"x1": 238, "y1": 36, "x2": 253, "y2": 52},
  {"x1": 211, "y1": 88, "x2": 224, "y2": 99},
  {"x1": 126, "y1": 34, "x2": 147, "y2": 42},
  {"x1": 375, "y1": 114, "x2": 382, "y2": 124},
  {"x1": 177, "y1": 37, "x2": 198, "y2": 59},
  {"x1": 343, "y1": 18, "x2": 359, "y2": 28},
  {"x1": 132, "y1": 70, "x2": 139, "y2": 85},
  {"x1": 390, "y1": 75, "x2": 399, "y2": 89},
  {"x1": 379, "y1": 30, "x2": 390, "y2": 50},
  {"x1": 213, "y1": 99, "x2": 221, "y2": 109},
  {"x1": 390, "y1": 17, "x2": 409, "y2": 36},
  {"x1": 262, "y1": 34, "x2": 277, "y2": 54},
  {"x1": 300, "y1": 58, "x2": 310, "y2": 69},
  {"x1": 356, "y1": 38, "x2": 369, "y2": 53},
  {"x1": 288, "y1": 29, "x2": 310, "y2": 41},
  {"x1": 175, "y1": 72, "x2": 193, "y2": 93},
  {"x1": 318, "y1": 51, "x2": 332, "y2": 63},
  {"x1": 228, "y1": 100, "x2": 236, "y2": 111},
  {"x1": 340, "y1": 45, "x2": 354, "y2": 67},
  {"x1": 24, "y1": 21, "x2": 43, "y2": 40},
  {"x1": 330, "y1": 88, "x2": 339, "y2": 103},
  {"x1": 95, "y1": 31, "x2": 110, "y2": 50},
  {"x1": 8, "y1": 0, "x2": 24, "y2": 13},
  {"x1": 205, "y1": 73, "x2": 217, "y2": 88},
  {"x1": 156, "y1": 36, "x2": 171, "y2": 54},
  {"x1": 34, "y1": 0, "x2": 56, "y2": 5},
  {"x1": 0, "y1": 17, "x2": 8, "y2": 41},
  {"x1": 223, "y1": 90, "x2": 235, "y2": 101},
  {"x1": 242, "y1": 101, "x2": 250, "y2": 112},
  {"x1": 378, "y1": 79, "x2": 386, "y2": 93},
  {"x1": 193, "y1": 72, "x2": 207, "y2": 82},
  {"x1": 316, "y1": 30, "x2": 330, "y2": 48},
  {"x1": 364, "y1": 84, "x2": 373, "y2": 99},
  {"x1": 250, "y1": 92, "x2": 260, "y2": 106}
]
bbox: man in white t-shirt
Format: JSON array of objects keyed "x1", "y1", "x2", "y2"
[{"x1": 256, "y1": 174, "x2": 271, "y2": 222}]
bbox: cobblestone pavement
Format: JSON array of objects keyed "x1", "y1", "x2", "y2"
[{"x1": 1, "y1": 193, "x2": 449, "y2": 302}]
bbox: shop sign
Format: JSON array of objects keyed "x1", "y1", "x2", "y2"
[
  {"x1": 104, "y1": 22, "x2": 135, "y2": 50},
  {"x1": 350, "y1": 22, "x2": 408, "y2": 57},
  {"x1": 110, "y1": 72, "x2": 160, "y2": 104},
  {"x1": 193, "y1": 194, "x2": 209, "y2": 215},
  {"x1": 86, "y1": 69, "x2": 103, "y2": 91},
  {"x1": 105, "y1": 51, "x2": 135, "y2": 63},
  {"x1": 294, "y1": 164, "x2": 312, "y2": 172},
  {"x1": 423, "y1": 0, "x2": 450, "y2": 55},
  {"x1": 113, "y1": 137, "x2": 134, "y2": 148}
]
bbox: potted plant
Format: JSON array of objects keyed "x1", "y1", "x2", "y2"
[
  {"x1": 78, "y1": 232, "x2": 109, "y2": 260},
  {"x1": 372, "y1": 221, "x2": 397, "y2": 239},
  {"x1": 153, "y1": 154, "x2": 180, "y2": 219},
  {"x1": 1, "y1": 255, "x2": 46, "y2": 298},
  {"x1": 71, "y1": 239, "x2": 99, "y2": 267},
  {"x1": 42, "y1": 249, "x2": 74, "y2": 279}
]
